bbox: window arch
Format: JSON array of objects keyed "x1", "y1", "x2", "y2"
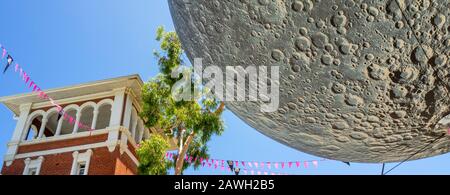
[
  {"x1": 129, "y1": 107, "x2": 138, "y2": 137},
  {"x1": 44, "y1": 108, "x2": 61, "y2": 138},
  {"x1": 23, "y1": 110, "x2": 46, "y2": 141},
  {"x1": 95, "y1": 99, "x2": 113, "y2": 130},
  {"x1": 79, "y1": 102, "x2": 96, "y2": 132},
  {"x1": 59, "y1": 105, "x2": 79, "y2": 135}
]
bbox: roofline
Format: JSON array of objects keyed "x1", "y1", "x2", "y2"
[{"x1": 0, "y1": 74, "x2": 144, "y2": 103}]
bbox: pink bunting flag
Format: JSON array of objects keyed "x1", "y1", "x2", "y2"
[
  {"x1": 254, "y1": 162, "x2": 258, "y2": 168},
  {"x1": 271, "y1": 173, "x2": 275, "y2": 175},
  {"x1": 274, "y1": 163, "x2": 279, "y2": 169},
  {"x1": 200, "y1": 158, "x2": 203, "y2": 163},
  {"x1": 312, "y1": 160, "x2": 318, "y2": 168},
  {"x1": 2, "y1": 48, "x2": 6, "y2": 58},
  {"x1": 15, "y1": 64, "x2": 19, "y2": 72},
  {"x1": 250, "y1": 170, "x2": 254, "y2": 175},
  {"x1": 221, "y1": 160, "x2": 224, "y2": 166},
  {"x1": 288, "y1": 162, "x2": 293, "y2": 168},
  {"x1": 185, "y1": 156, "x2": 189, "y2": 161},
  {"x1": 304, "y1": 161, "x2": 309, "y2": 168},
  {"x1": 260, "y1": 162, "x2": 264, "y2": 169},
  {"x1": 235, "y1": 161, "x2": 239, "y2": 167},
  {"x1": 208, "y1": 163, "x2": 212, "y2": 168},
  {"x1": 211, "y1": 159, "x2": 215, "y2": 164},
  {"x1": 267, "y1": 162, "x2": 271, "y2": 169},
  {"x1": 166, "y1": 153, "x2": 169, "y2": 158},
  {"x1": 194, "y1": 157, "x2": 198, "y2": 163},
  {"x1": 281, "y1": 162, "x2": 285, "y2": 169},
  {"x1": 202, "y1": 162, "x2": 205, "y2": 167},
  {"x1": 221, "y1": 165, "x2": 224, "y2": 171},
  {"x1": 28, "y1": 81, "x2": 35, "y2": 88},
  {"x1": 169, "y1": 153, "x2": 173, "y2": 159},
  {"x1": 264, "y1": 172, "x2": 268, "y2": 175},
  {"x1": 243, "y1": 170, "x2": 248, "y2": 175},
  {"x1": 242, "y1": 161, "x2": 246, "y2": 167},
  {"x1": 214, "y1": 163, "x2": 218, "y2": 169},
  {"x1": 257, "y1": 171, "x2": 261, "y2": 175},
  {"x1": 248, "y1": 162, "x2": 253, "y2": 168}
]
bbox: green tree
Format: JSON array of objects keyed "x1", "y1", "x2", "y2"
[
  {"x1": 137, "y1": 134, "x2": 170, "y2": 175},
  {"x1": 140, "y1": 26, "x2": 225, "y2": 175}
]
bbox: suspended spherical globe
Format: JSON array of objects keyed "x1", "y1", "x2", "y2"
[{"x1": 168, "y1": 0, "x2": 450, "y2": 163}]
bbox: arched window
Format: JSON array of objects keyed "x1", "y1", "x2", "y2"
[
  {"x1": 135, "y1": 120, "x2": 144, "y2": 143},
  {"x1": 23, "y1": 112, "x2": 44, "y2": 141},
  {"x1": 96, "y1": 103, "x2": 112, "y2": 130},
  {"x1": 45, "y1": 110, "x2": 60, "y2": 137},
  {"x1": 60, "y1": 109, "x2": 77, "y2": 135},
  {"x1": 129, "y1": 108, "x2": 138, "y2": 138},
  {"x1": 79, "y1": 104, "x2": 95, "y2": 132}
]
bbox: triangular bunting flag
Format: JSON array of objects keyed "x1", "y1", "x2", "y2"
[
  {"x1": 3, "y1": 55, "x2": 13, "y2": 74},
  {"x1": 312, "y1": 160, "x2": 318, "y2": 168}
]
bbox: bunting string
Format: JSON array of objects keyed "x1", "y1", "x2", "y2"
[
  {"x1": 0, "y1": 44, "x2": 93, "y2": 132},
  {"x1": 165, "y1": 152, "x2": 325, "y2": 172},
  {"x1": 164, "y1": 152, "x2": 290, "y2": 175}
]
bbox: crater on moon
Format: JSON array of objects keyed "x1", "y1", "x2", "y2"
[{"x1": 169, "y1": 0, "x2": 450, "y2": 163}]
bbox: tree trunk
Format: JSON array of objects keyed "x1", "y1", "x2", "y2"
[{"x1": 174, "y1": 132, "x2": 195, "y2": 175}]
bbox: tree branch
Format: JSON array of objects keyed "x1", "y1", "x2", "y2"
[{"x1": 214, "y1": 101, "x2": 225, "y2": 115}]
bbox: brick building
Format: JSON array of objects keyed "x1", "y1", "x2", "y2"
[{"x1": 0, "y1": 75, "x2": 176, "y2": 175}]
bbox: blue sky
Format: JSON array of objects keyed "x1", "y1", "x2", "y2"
[{"x1": 0, "y1": 0, "x2": 449, "y2": 175}]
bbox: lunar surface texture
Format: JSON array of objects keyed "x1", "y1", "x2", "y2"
[{"x1": 169, "y1": 0, "x2": 450, "y2": 163}]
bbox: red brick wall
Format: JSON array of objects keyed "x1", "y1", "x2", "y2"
[{"x1": 18, "y1": 134, "x2": 108, "y2": 154}]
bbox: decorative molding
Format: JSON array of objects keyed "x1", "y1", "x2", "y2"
[
  {"x1": 22, "y1": 156, "x2": 44, "y2": 175},
  {"x1": 15, "y1": 142, "x2": 107, "y2": 159},
  {"x1": 31, "y1": 91, "x2": 116, "y2": 109},
  {"x1": 124, "y1": 148, "x2": 139, "y2": 166},
  {"x1": 70, "y1": 149, "x2": 93, "y2": 175},
  {"x1": 19, "y1": 128, "x2": 111, "y2": 146}
]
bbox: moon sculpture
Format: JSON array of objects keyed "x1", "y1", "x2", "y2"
[{"x1": 168, "y1": 0, "x2": 450, "y2": 162}]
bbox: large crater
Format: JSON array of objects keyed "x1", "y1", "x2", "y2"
[{"x1": 168, "y1": 0, "x2": 450, "y2": 163}]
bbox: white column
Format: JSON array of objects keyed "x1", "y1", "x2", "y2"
[
  {"x1": 72, "y1": 112, "x2": 82, "y2": 134},
  {"x1": 109, "y1": 88, "x2": 126, "y2": 127},
  {"x1": 91, "y1": 108, "x2": 99, "y2": 130},
  {"x1": 70, "y1": 151, "x2": 79, "y2": 175},
  {"x1": 22, "y1": 158, "x2": 31, "y2": 175},
  {"x1": 107, "y1": 88, "x2": 126, "y2": 151},
  {"x1": 4, "y1": 103, "x2": 32, "y2": 166},
  {"x1": 122, "y1": 95, "x2": 133, "y2": 130},
  {"x1": 55, "y1": 117, "x2": 64, "y2": 136},
  {"x1": 37, "y1": 118, "x2": 48, "y2": 139}
]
